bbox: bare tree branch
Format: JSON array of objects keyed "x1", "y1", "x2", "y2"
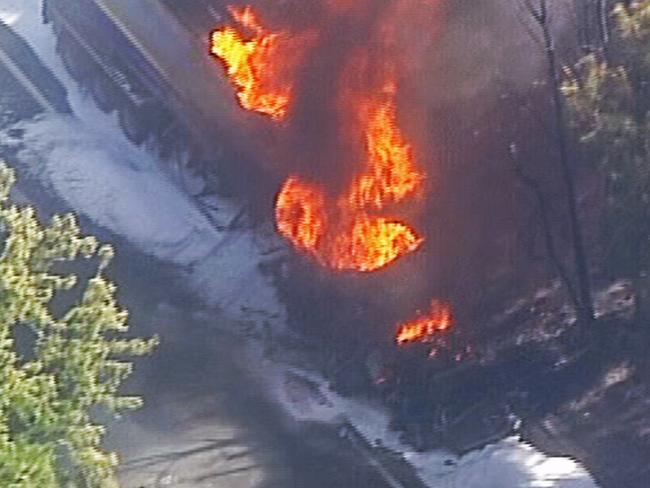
[
  {"x1": 508, "y1": 143, "x2": 581, "y2": 310},
  {"x1": 515, "y1": 0, "x2": 544, "y2": 49},
  {"x1": 517, "y1": 0, "x2": 595, "y2": 324},
  {"x1": 497, "y1": 78, "x2": 554, "y2": 139}
]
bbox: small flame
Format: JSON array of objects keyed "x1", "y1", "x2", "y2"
[
  {"x1": 396, "y1": 299, "x2": 453, "y2": 345},
  {"x1": 210, "y1": 6, "x2": 293, "y2": 119},
  {"x1": 275, "y1": 88, "x2": 424, "y2": 272}
]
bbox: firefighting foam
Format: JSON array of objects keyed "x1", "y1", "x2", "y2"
[{"x1": 396, "y1": 299, "x2": 453, "y2": 345}]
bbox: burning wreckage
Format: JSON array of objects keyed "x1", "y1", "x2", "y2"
[{"x1": 42, "y1": 0, "x2": 625, "y2": 465}]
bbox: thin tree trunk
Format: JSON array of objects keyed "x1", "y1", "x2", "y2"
[
  {"x1": 576, "y1": 0, "x2": 610, "y2": 51},
  {"x1": 596, "y1": 0, "x2": 610, "y2": 46},
  {"x1": 510, "y1": 152, "x2": 581, "y2": 312},
  {"x1": 538, "y1": 0, "x2": 595, "y2": 325}
]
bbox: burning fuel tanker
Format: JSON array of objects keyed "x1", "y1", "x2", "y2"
[{"x1": 210, "y1": 2, "x2": 453, "y2": 344}]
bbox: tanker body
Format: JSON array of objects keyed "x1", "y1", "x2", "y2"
[{"x1": 43, "y1": 0, "x2": 275, "y2": 200}]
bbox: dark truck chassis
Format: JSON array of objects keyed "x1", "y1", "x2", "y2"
[{"x1": 43, "y1": 0, "x2": 278, "y2": 206}]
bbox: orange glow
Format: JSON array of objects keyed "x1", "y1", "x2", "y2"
[
  {"x1": 275, "y1": 87, "x2": 425, "y2": 272},
  {"x1": 396, "y1": 300, "x2": 453, "y2": 345},
  {"x1": 275, "y1": 177, "x2": 326, "y2": 252},
  {"x1": 327, "y1": 215, "x2": 422, "y2": 272},
  {"x1": 348, "y1": 87, "x2": 423, "y2": 209},
  {"x1": 210, "y1": 6, "x2": 296, "y2": 119},
  {"x1": 211, "y1": 6, "x2": 429, "y2": 273},
  {"x1": 324, "y1": 0, "x2": 371, "y2": 16}
]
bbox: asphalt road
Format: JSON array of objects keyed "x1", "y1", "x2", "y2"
[
  {"x1": 0, "y1": 29, "x2": 426, "y2": 487},
  {"x1": 104, "y1": 257, "x2": 408, "y2": 488}
]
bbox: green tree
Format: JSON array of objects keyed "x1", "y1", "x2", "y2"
[
  {"x1": 0, "y1": 162, "x2": 157, "y2": 487},
  {"x1": 563, "y1": 1, "x2": 650, "y2": 321}
]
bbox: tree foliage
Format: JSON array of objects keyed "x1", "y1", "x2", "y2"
[
  {"x1": 563, "y1": 1, "x2": 650, "y2": 317},
  {"x1": 0, "y1": 162, "x2": 157, "y2": 487}
]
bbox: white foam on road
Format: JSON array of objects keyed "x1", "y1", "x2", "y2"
[
  {"x1": 5, "y1": 111, "x2": 285, "y2": 326},
  {"x1": 250, "y1": 345, "x2": 598, "y2": 488},
  {"x1": 0, "y1": 0, "x2": 286, "y2": 326},
  {"x1": 409, "y1": 438, "x2": 596, "y2": 488}
]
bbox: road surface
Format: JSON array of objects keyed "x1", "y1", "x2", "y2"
[{"x1": 0, "y1": 20, "x2": 426, "y2": 488}]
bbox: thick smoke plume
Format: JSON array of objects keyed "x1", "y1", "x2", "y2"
[
  {"x1": 213, "y1": 0, "x2": 581, "y2": 331},
  {"x1": 218, "y1": 0, "x2": 444, "y2": 191}
]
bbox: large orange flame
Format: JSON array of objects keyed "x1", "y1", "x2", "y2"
[
  {"x1": 211, "y1": 6, "x2": 426, "y2": 273},
  {"x1": 396, "y1": 299, "x2": 453, "y2": 345},
  {"x1": 210, "y1": 6, "x2": 299, "y2": 119},
  {"x1": 275, "y1": 86, "x2": 424, "y2": 272},
  {"x1": 210, "y1": 4, "x2": 454, "y2": 344},
  {"x1": 348, "y1": 85, "x2": 423, "y2": 209}
]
